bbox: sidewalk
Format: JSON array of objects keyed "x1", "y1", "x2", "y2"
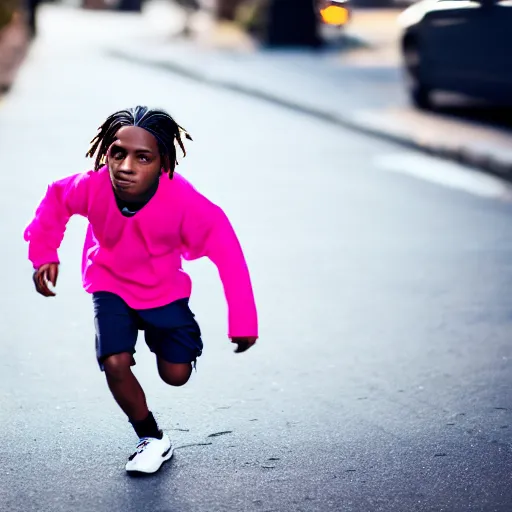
[
  {"x1": 38, "y1": 3, "x2": 512, "y2": 179},
  {"x1": 342, "y1": 8, "x2": 402, "y2": 67}
]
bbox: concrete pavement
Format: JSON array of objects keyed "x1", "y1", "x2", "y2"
[{"x1": 1, "y1": 5, "x2": 512, "y2": 512}]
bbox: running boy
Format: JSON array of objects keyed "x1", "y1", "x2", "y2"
[{"x1": 24, "y1": 106, "x2": 258, "y2": 474}]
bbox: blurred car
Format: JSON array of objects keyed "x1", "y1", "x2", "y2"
[
  {"x1": 398, "y1": 0, "x2": 512, "y2": 109},
  {"x1": 318, "y1": 0, "x2": 352, "y2": 28}
]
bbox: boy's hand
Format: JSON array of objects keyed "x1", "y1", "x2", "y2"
[
  {"x1": 231, "y1": 336, "x2": 257, "y2": 354},
  {"x1": 33, "y1": 263, "x2": 59, "y2": 297}
]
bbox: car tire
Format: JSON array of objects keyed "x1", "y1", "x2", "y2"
[
  {"x1": 403, "y1": 39, "x2": 433, "y2": 110},
  {"x1": 411, "y1": 82, "x2": 432, "y2": 110}
]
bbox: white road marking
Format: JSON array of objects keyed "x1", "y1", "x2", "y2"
[{"x1": 374, "y1": 153, "x2": 512, "y2": 201}]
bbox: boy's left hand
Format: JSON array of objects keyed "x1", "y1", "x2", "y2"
[{"x1": 231, "y1": 337, "x2": 257, "y2": 353}]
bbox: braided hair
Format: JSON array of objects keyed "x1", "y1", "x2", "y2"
[{"x1": 86, "y1": 106, "x2": 192, "y2": 177}]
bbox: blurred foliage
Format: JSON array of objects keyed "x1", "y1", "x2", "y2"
[
  {"x1": 0, "y1": 0, "x2": 19, "y2": 30},
  {"x1": 217, "y1": 0, "x2": 243, "y2": 20},
  {"x1": 235, "y1": 0, "x2": 268, "y2": 36}
]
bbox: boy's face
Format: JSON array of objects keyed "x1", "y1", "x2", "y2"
[{"x1": 108, "y1": 126, "x2": 162, "y2": 200}]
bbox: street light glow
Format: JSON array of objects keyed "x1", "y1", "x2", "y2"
[{"x1": 320, "y1": 5, "x2": 349, "y2": 26}]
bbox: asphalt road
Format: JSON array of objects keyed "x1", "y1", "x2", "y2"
[{"x1": 1, "y1": 8, "x2": 511, "y2": 512}]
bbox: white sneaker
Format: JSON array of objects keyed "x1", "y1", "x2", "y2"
[{"x1": 125, "y1": 433, "x2": 174, "y2": 474}]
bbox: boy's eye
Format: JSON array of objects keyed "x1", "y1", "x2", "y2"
[
  {"x1": 139, "y1": 155, "x2": 150, "y2": 162},
  {"x1": 112, "y1": 151, "x2": 124, "y2": 160}
]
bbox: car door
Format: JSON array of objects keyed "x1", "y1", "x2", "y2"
[
  {"x1": 418, "y1": 0, "x2": 487, "y2": 92},
  {"x1": 483, "y1": 0, "x2": 512, "y2": 102}
]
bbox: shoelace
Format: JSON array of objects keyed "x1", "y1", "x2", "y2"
[
  {"x1": 128, "y1": 438, "x2": 152, "y2": 461},
  {"x1": 136, "y1": 438, "x2": 151, "y2": 451},
  {"x1": 134, "y1": 438, "x2": 151, "y2": 455}
]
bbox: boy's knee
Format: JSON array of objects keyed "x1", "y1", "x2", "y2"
[
  {"x1": 160, "y1": 372, "x2": 191, "y2": 387},
  {"x1": 158, "y1": 364, "x2": 192, "y2": 387},
  {"x1": 103, "y1": 353, "x2": 133, "y2": 381}
]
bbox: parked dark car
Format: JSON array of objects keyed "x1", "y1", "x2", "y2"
[{"x1": 399, "y1": 0, "x2": 512, "y2": 109}]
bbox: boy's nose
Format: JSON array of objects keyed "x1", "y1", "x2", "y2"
[{"x1": 119, "y1": 157, "x2": 135, "y2": 174}]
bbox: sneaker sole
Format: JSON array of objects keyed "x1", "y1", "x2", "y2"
[{"x1": 126, "y1": 446, "x2": 174, "y2": 475}]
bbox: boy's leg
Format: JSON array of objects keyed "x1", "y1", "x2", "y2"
[
  {"x1": 94, "y1": 292, "x2": 173, "y2": 474},
  {"x1": 103, "y1": 352, "x2": 149, "y2": 421},
  {"x1": 156, "y1": 360, "x2": 193, "y2": 387},
  {"x1": 94, "y1": 292, "x2": 160, "y2": 435},
  {"x1": 141, "y1": 298, "x2": 203, "y2": 387}
]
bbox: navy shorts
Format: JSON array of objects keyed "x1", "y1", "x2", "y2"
[{"x1": 93, "y1": 292, "x2": 203, "y2": 371}]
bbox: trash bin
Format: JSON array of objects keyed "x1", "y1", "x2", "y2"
[
  {"x1": 264, "y1": 0, "x2": 322, "y2": 48},
  {"x1": 117, "y1": 0, "x2": 142, "y2": 12}
]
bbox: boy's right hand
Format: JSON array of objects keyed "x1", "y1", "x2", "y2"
[{"x1": 33, "y1": 263, "x2": 59, "y2": 297}]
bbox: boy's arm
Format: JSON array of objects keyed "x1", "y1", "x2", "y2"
[
  {"x1": 23, "y1": 172, "x2": 91, "y2": 271},
  {"x1": 179, "y1": 182, "x2": 258, "y2": 343}
]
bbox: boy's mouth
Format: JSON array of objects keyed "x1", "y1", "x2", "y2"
[{"x1": 114, "y1": 177, "x2": 135, "y2": 188}]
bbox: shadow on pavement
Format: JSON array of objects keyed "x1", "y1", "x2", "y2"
[{"x1": 438, "y1": 106, "x2": 512, "y2": 133}]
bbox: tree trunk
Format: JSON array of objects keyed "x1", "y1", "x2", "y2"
[
  {"x1": 25, "y1": 0, "x2": 41, "y2": 36},
  {"x1": 82, "y1": 0, "x2": 108, "y2": 9},
  {"x1": 216, "y1": 0, "x2": 241, "y2": 20}
]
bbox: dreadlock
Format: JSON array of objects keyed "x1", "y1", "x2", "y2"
[{"x1": 86, "y1": 106, "x2": 192, "y2": 177}]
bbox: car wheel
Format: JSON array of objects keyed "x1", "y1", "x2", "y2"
[{"x1": 404, "y1": 40, "x2": 432, "y2": 110}]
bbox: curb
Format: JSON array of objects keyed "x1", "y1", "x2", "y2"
[{"x1": 109, "y1": 48, "x2": 512, "y2": 182}]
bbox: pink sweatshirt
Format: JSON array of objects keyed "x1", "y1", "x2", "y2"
[{"x1": 24, "y1": 166, "x2": 258, "y2": 338}]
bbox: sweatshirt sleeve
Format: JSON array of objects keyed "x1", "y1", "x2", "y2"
[
  {"x1": 23, "y1": 172, "x2": 91, "y2": 269},
  {"x1": 179, "y1": 183, "x2": 258, "y2": 339}
]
